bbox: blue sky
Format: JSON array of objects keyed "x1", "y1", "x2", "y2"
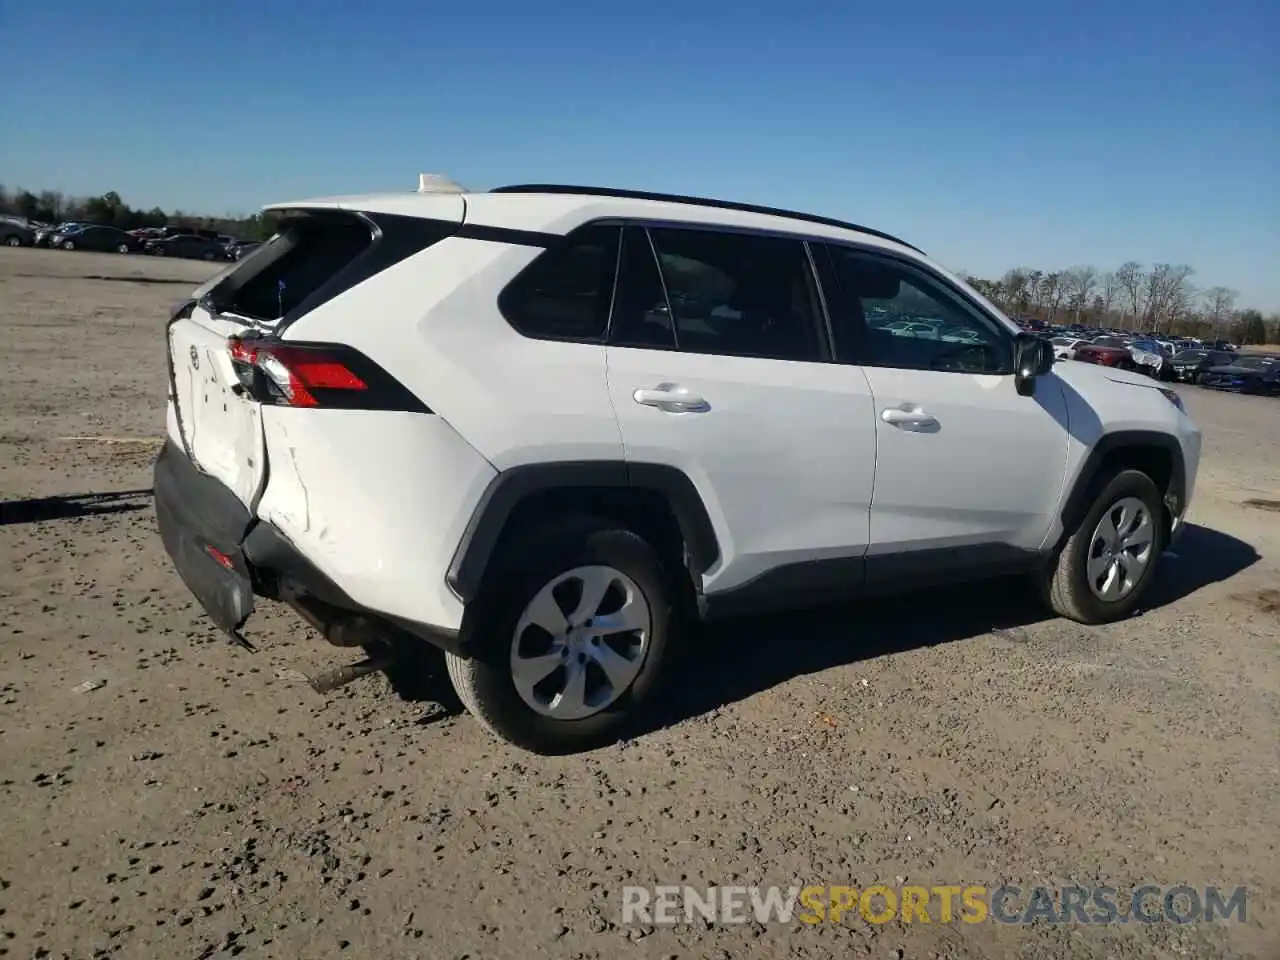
[{"x1": 2, "y1": 0, "x2": 1276, "y2": 309}]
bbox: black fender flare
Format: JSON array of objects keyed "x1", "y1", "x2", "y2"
[
  {"x1": 446, "y1": 461, "x2": 720, "y2": 603},
  {"x1": 1058, "y1": 430, "x2": 1187, "y2": 543}
]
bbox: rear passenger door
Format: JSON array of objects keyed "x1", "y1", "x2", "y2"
[{"x1": 605, "y1": 225, "x2": 878, "y2": 603}]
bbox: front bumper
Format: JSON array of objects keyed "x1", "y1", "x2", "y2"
[{"x1": 154, "y1": 440, "x2": 464, "y2": 654}]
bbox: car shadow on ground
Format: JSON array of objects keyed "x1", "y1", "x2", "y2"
[
  {"x1": 379, "y1": 524, "x2": 1260, "y2": 738},
  {"x1": 639, "y1": 522, "x2": 1260, "y2": 735},
  {"x1": 0, "y1": 489, "x2": 153, "y2": 526}
]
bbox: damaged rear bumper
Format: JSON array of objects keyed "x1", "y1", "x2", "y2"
[{"x1": 153, "y1": 440, "x2": 464, "y2": 655}]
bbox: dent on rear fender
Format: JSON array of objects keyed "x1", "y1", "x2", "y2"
[{"x1": 261, "y1": 420, "x2": 313, "y2": 534}]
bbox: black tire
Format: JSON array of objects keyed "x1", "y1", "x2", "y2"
[
  {"x1": 116, "y1": 242, "x2": 130, "y2": 254},
  {"x1": 202, "y1": 250, "x2": 216, "y2": 261},
  {"x1": 1041, "y1": 469, "x2": 1166, "y2": 624},
  {"x1": 445, "y1": 516, "x2": 677, "y2": 754},
  {"x1": 62, "y1": 240, "x2": 75, "y2": 251},
  {"x1": 4, "y1": 235, "x2": 20, "y2": 247}
]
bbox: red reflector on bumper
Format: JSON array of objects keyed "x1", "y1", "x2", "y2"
[{"x1": 205, "y1": 544, "x2": 236, "y2": 571}]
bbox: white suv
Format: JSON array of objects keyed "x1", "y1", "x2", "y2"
[{"x1": 154, "y1": 180, "x2": 1201, "y2": 753}]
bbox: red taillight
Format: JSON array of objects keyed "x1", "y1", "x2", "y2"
[{"x1": 226, "y1": 338, "x2": 428, "y2": 413}]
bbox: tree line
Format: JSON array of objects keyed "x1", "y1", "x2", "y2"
[
  {"x1": 2, "y1": 184, "x2": 1275, "y2": 345},
  {"x1": 962, "y1": 263, "x2": 1276, "y2": 345},
  {"x1": 0, "y1": 185, "x2": 277, "y2": 241}
]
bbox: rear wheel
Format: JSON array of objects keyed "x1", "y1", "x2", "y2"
[
  {"x1": 116, "y1": 242, "x2": 129, "y2": 254},
  {"x1": 445, "y1": 517, "x2": 676, "y2": 754},
  {"x1": 4, "y1": 235, "x2": 20, "y2": 247},
  {"x1": 62, "y1": 240, "x2": 75, "y2": 251},
  {"x1": 1040, "y1": 469, "x2": 1165, "y2": 624},
  {"x1": 202, "y1": 250, "x2": 216, "y2": 261}
]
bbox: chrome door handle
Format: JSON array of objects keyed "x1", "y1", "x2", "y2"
[
  {"x1": 881, "y1": 405, "x2": 938, "y2": 428},
  {"x1": 633, "y1": 384, "x2": 710, "y2": 413}
]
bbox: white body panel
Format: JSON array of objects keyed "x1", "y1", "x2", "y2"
[
  {"x1": 254, "y1": 408, "x2": 495, "y2": 632},
  {"x1": 167, "y1": 306, "x2": 269, "y2": 507},
  {"x1": 286, "y1": 236, "x2": 625, "y2": 470},
  {"x1": 604, "y1": 347, "x2": 878, "y2": 592},
  {"x1": 861, "y1": 368, "x2": 1070, "y2": 553}
]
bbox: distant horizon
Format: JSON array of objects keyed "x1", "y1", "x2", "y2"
[{"x1": 2, "y1": 0, "x2": 1275, "y2": 308}]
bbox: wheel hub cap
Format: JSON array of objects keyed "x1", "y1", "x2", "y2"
[
  {"x1": 1086, "y1": 496, "x2": 1156, "y2": 602},
  {"x1": 509, "y1": 565, "x2": 650, "y2": 720}
]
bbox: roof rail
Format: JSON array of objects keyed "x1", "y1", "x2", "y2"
[{"x1": 490, "y1": 183, "x2": 924, "y2": 254}]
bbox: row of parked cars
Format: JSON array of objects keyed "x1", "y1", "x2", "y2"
[
  {"x1": 1033, "y1": 324, "x2": 1278, "y2": 396},
  {"x1": 0, "y1": 216, "x2": 261, "y2": 261}
]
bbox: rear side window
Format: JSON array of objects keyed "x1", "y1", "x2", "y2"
[
  {"x1": 499, "y1": 225, "x2": 620, "y2": 341},
  {"x1": 611, "y1": 225, "x2": 825, "y2": 362},
  {"x1": 207, "y1": 211, "x2": 452, "y2": 324}
]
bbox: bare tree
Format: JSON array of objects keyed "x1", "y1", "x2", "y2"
[
  {"x1": 1002, "y1": 268, "x2": 1031, "y2": 314},
  {"x1": 1062, "y1": 265, "x2": 1098, "y2": 322},
  {"x1": 1114, "y1": 261, "x2": 1145, "y2": 328},
  {"x1": 1143, "y1": 264, "x2": 1195, "y2": 332},
  {"x1": 1026, "y1": 269, "x2": 1045, "y2": 315},
  {"x1": 1041, "y1": 272, "x2": 1067, "y2": 321},
  {"x1": 1097, "y1": 271, "x2": 1120, "y2": 321},
  {"x1": 1200, "y1": 286, "x2": 1237, "y2": 337}
]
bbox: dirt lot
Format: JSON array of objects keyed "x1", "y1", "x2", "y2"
[{"x1": 1, "y1": 247, "x2": 1277, "y2": 960}]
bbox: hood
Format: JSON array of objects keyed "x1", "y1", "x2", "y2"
[
  {"x1": 1100, "y1": 366, "x2": 1161, "y2": 388},
  {"x1": 1052, "y1": 358, "x2": 1159, "y2": 392}
]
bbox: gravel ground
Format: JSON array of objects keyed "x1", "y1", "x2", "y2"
[{"x1": 1, "y1": 247, "x2": 1277, "y2": 960}]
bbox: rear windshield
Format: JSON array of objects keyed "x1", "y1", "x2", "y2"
[{"x1": 206, "y1": 213, "x2": 374, "y2": 323}]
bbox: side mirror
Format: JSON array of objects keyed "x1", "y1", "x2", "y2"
[{"x1": 1014, "y1": 333, "x2": 1054, "y2": 396}]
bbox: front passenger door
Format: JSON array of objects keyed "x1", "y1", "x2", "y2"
[{"x1": 823, "y1": 244, "x2": 1070, "y2": 578}]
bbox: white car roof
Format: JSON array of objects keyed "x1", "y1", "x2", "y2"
[{"x1": 265, "y1": 187, "x2": 922, "y2": 258}]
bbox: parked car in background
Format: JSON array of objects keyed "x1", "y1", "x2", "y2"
[
  {"x1": 1170, "y1": 348, "x2": 1238, "y2": 384},
  {"x1": 1, "y1": 216, "x2": 37, "y2": 247},
  {"x1": 1050, "y1": 336, "x2": 1088, "y2": 361},
  {"x1": 226, "y1": 240, "x2": 262, "y2": 261},
  {"x1": 1128, "y1": 339, "x2": 1171, "y2": 380},
  {"x1": 36, "y1": 222, "x2": 93, "y2": 247},
  {"x1": 1200, "y1": 354, "x2": 1280, "y2": 395},
  {"x1": 1074, "y1": 337, "x2": 1137, "y2": 370},
  {"x1": 144, "y1": 234, "x2": 227, "y2": 261},
  {"x1": 55, "y1": 224, "x2": 144, "y2": 254}
]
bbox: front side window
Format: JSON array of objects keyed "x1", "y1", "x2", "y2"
[
  {"x1": 827, "y1": 247, "x2": 1011, "y2": 374},
  {"x1": 499, "y1": 224, "x2": 620, "y2": 341},
  {"x1": 610, "y1": 225, "x2": 824, "y2": 362}
]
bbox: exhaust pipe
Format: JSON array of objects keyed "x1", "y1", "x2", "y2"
[{"x1": 285, "y1": 592, "x2": 381, "y2": 648}]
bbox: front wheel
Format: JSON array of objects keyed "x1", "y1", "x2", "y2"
[
  {"x1": 202, "y1": 250, "x2": 216, "y2": 261},
  {"x1": 1040, "y1": 469, "x2": 1166, "y2": 624},
  {"x1": 62, "y1": 240, "x2": 75, "y2": 251},
  {"x1": 445, "y1": 518, "x2": 676, "y2": 754},
  {"x1": 116, "y1": 242, "x2": 130, "y2": 254}
]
